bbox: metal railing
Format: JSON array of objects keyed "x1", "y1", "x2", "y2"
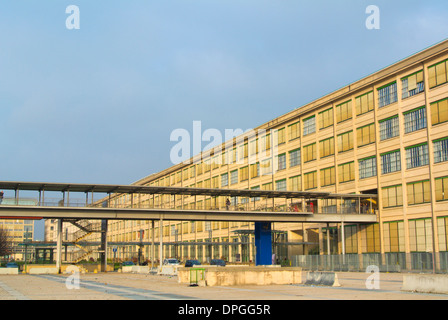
[
  {"x1": 292, "y1": 253, "x2": 448, "y2": 273},
  {"x1": 0, "y1": 197, "x2": 377, "y2": 216}
]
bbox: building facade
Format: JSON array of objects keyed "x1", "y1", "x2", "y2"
[{"x1": 66, "y1": 40, "x2": 448, "y2": 269}]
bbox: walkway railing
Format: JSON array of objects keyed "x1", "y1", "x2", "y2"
[{"x1": 0, "y1": 197, "x2": 377, "y2": 216}]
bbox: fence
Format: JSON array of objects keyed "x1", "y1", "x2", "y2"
[{"x1": 292, "y1": 252, "x2": 448, "y2": 273}]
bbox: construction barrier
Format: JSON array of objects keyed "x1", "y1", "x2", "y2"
[
  {"x1": 0, "y1": 268, "x2": 19, "y2": 275},
  {"x1": 304, "y1": 271, "x2": 341, "y2": 287},
  {"x1": 402, "y1": 274, "x2": 448, "y2": 294}
]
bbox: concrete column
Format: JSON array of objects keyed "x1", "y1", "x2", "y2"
[
  {"x1": 159, "y1": 218, "x2": 163, "y2": 270},
  {"x1": 56, "y1": 219, "x2": 63, "y2": 273}
]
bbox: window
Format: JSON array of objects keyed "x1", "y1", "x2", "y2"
[
  {"x1": 250, "y1": 162, "x2": 260, "y2": 179},
  {"x1": 357, "y1": 123, "x2": 375, "y2": 147},
  {"x1": 381, "y1": 150, "x2": 401, "y2": 174},
  {"x1": 337, "y1": 131, "x2": 353, "y2": 153},
  {"x1": 212, "y1": 176, "x2": 219, "y2": 188},
  {"x1": 336, "y1": 100, "x2": 352, "y2": 123},
  {"x1": 230, "y1": 170, "x2": 238, "y2": 185},
  {"x1": 405, "y1": 143, "x2": 429, "y2": 169},
  {"x1": 384, "y1": 221, "x2": 405, "y2": 253},
  {"x1": 430, "y1": 98, "x2": 448, "y2": 125},
  {"x1": 408, "y1": 218, "x2": 433, "y2": 253},
  {"x1": 407, "y1": 180, "x2": 431, "y2": 205},
  {"x1": 239, "y1": 166, "x2": 248, "y2": 182},
  {"x1": 261, "y1": 159, "x2": 272, "y2": 175},
  {"x1": 428, "y1": 59, "x2": 448, "y2": 89},
  {"x1": 275, "y1": 128, "x2": 285, "y2": 146},
  {"x1": 320, "y1": 167, "x2": 335, "y2": 187},
  {"x1": 304, "y1": 171, "x2": 317, "y2": 190},
  {"x1": 402, "y1": 71, "x2": 425, "y2": 99},
  {"x1": 288, "y1": 122, "x2": 300, "y2": 141},
  {"x1": 319, "y1": 108, "x2": 334, "y2": 129},
  {"x1": 382, "y1": 185, "x2": 403, "y2": 208},
  {"x1": 288, "y1": 175, "x2": 302, "y2": 191},
  {"x1": 262, "y1": 182, "x2": 273, "y2": 191},
  {"x1": 359, "y1": 156, "x2": 377, "y2": 179},
  {"x1": 338, "y1": 162, "x2": 355, "y2": 183},
  {"x1": 221, "y1": 173, "x2": 228, "y2": 187},
  {"x1": 319, "y1": 137, "x2": 335, "y2": 158},
  {"x1": 261, "y1": 134, "x2": 271, "y2": 152},
  {"x1": 404, "y1": 106, "x2": 427, "y2": 133},
  {"x1": 289, "y1": 148, "x2": 301, "y2": 167},
  {"x1": 251, "y1": 185, "x2": 260, "y2": 202},
  {"x1": 434, "y1": 137, "x2": 448, "y2": 163},
  {"x1": 379, "y1": 116, "x2": 399, "y2": 141},
  {"x1": 378, "y1": 82, "x2": 398, "y2": 108},
  {"x1": 435, "y1": 176, "x2": 448, "y2": 202},
  {"x1": 276, "y1": 179, "x2": 287, "y2": 191},
  {"x1": 249, "y1": 139, "x2": 258, "y2": 157},
  {"x1": 303, "y1": 116, "x2": 316, "y2": 136},
  {"x1": 303, "y1": 143, "x2": 316, "y2": 162},
  {"x1": 356, "y1": 91, "x2": 374, "y2": 116},
  {"x1": 276, "y1": 153, "x2": 286, "y2": 171}
]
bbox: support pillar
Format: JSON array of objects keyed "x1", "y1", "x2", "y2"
[
  {"x1": 159, "y1": 218, "x2": 163, "y2": 270},
  {"x1": 255, "y1": 222, "x2": 272, "y2": 266},
  {"x1": 100, "y1": 219, "x2": 108, "y2": 272},
  {"x1": 56, "y1": 219, "x2": 63, "y2": 273}
]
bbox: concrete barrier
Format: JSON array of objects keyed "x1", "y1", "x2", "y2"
[
  {"x1": 158, "y1": 265, "x2": 180, "y2": 276},
  {"x1": 122, "y1": 266, "x2": 150, "y2": 274},
  {"x1": 304, "y1": 272, "x2": 341, "y2": 287},
  {"x1": 0, "y1": 268, "x2": 19, "y2": 275},
  {"x1": 402, "y1": 274, "x2": 448, "y2": 294},
  {"x1": 178, "y1": 266, "x2": 302, "y2": 286},
  {"x1": 28, "y1": 267, "x2": 59, "y2": 275}
]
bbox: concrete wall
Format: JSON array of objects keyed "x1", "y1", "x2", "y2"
[
  {"x1": 402, "y1": 274, "x2": 448, "y2": 294},
  {"x1": 178, "y1": 266, "x2": 302, "y2": 286},
  {"x1": 0, "y1": 268, "x2": 19, "y2": 275}
]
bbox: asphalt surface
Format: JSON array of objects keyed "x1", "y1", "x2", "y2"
[{"x1": 0, "y1": 271, "x2": 447, "y2": 302}]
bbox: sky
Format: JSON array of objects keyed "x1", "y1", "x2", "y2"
[{"x1": 0, "y1": 1, "x2": 447, "y2": 240}]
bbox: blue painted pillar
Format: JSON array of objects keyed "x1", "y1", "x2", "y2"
[{"x1": 255, "y1": 222, "x2": 272, "y2": 266}]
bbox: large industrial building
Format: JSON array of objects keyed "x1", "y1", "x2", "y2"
[{"x1": 58, "y1": 39, "x2": 448, "y2": 270}]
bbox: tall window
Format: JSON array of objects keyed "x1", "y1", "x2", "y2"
[
  {"x1": 408, "y1": 218, "x2": 433, "y2": 253},
  {"x1": 304, "y1": 171, "x2": 317, "y2": 190},
  {"x1": 404, "y1": 106, "x2": 427, "y2": 133},
  {"x1": 402, "y1": 71, "x2": 425, "y2": 99},
  {"x1": 320, "y1": 166, "x2": 335, "y2": 187},
  {"x1": 275, "y1": 128, "x2": 286, "y2": 146},
  {"x1": 288, "y1": 121, "x2": 300, "y2": 141},
  {"x1": 250, "y1": 162, "x2": 260, "y2": 179},
  {"x1": 289, "y1": 148, "x2": 301, "y2": 167},
  {"x1": 319, "y1": 108, "x2": 334, "y2": 129},
  {"x1": 289, "y1": 175, "x2": 302, "y2": 191},
  {"x1": 434, "y1": 137, "x2": 448, "y2": 163},
  {"x1": 359, "y1": 156, "x2": 377, "y2": 179},
  {"x1": 337, "y1": 131, "x2": 354, "y2": 153},
  {"x1": 261, "y1": 159, "x2": 272, "y2": 176},
  {"x1": 381, "y1": 150, "x2": 401, "y2": 174},
  {"x1": 428, "y1": 59, "x2": 448, "y2": 89},
  {"x1": 277, "y1": 153, "x2": 286, "y2": 171},
  {"x1": 356, "y1": 91, "x2": 374, "y2": 116},
  {"x1": 430, "y1": 98, "x2": 448, "y2": 126},
  {"x1": 379, "y1": 116, "x2": 399, "y2": 140},
  {"x1": 357, "y1": 123, "x2": 376, "y2": 147},
  {"x1": 303, "y1": 116, "x2": 316, "y2": 136},
  {"x1": 378, "y1": 82, "x2": 398, "y2": 108},
  {"x1": 338, "y1": 162, "x2": 355, "y2": 183},
  {"x1": 382, "y1": 185, "x2": 403, "y2": 208},
  {"x1": 239, "y1": 166, "x2": 248, "y2": 182},
  {"x1": 230, "y1": 170, "x2": 238, "y2": 185},
  {"x1": 319, "y1": 137, "x2": 334, "y2": 158},
  {"x1": 303, "y1": 143, "x2": 316, "y2": 162},
  {"x1": 336, "y1": 100, "x2": 353, "y2": 123},
  {"x1": 435, "y1": 176, "x2": 448, "y2": 202},
  {"x1": 407, "y1": 180, "x2": 431, "y2": 205},
  {"x1": 405, "y1": 143, "x2": 429, "y2": 169}
]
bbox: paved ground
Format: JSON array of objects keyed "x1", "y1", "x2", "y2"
[{"x1": 0, "y1": 271, "x2": 446, "y2": 301}]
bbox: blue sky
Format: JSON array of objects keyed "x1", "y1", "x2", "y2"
[{"x1": 0, "y1": 1, "x2": 447, "y2": 239}]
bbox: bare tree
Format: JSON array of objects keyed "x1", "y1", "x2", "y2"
[{"x1": 0, "y1": 226, "x2": 13, "y2": 258}]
